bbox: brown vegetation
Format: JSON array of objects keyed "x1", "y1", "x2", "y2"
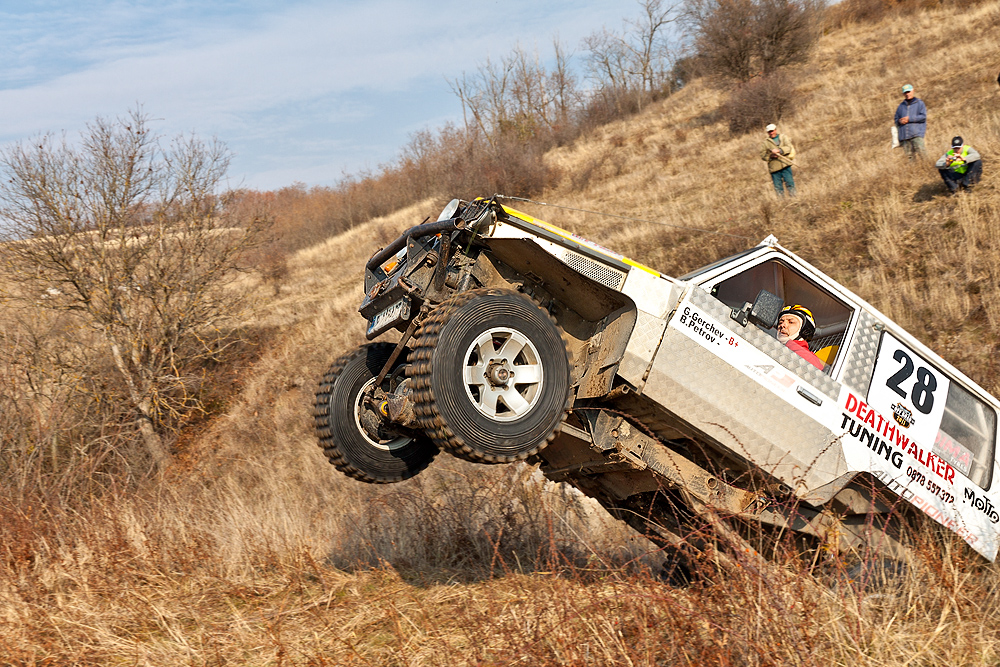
[
  {"x1": 683, "y1": 0, "x2": 821, "y2": 84},
  {"x1": 0, "y1": 109, "x2": 270, "y2": 476},
  {"x1": 4, "y1": 0, "x2": 1000, "y2": 664}
]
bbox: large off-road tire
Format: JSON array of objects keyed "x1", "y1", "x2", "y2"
[
  {"x1": 409, "y1": 288, "x2": 572, "y2": 463},
  {"x1": 314, "y1": 343, "x2": 438, "y2": 483}
]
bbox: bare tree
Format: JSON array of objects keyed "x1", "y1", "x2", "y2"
[
  {"x1": 755, "y1": 0, "x2": 819, "y2": 74},
  {"x1": 549, "y1": 39, "x2": 579, "y2": 134},
  {"x1": 0, "y1": 108, "x2": 270, "y2": 473},
  {"x1": 449, "y1": 40, "x2": 579, "y2": 146},
  {"x1": 683, "y1": 0, "x2": 758, "y2": 82},
  {"x1": 582, "y1": 0, "x2": 680, "y2": 114},
  {"x1": 583, "y1": 28, "x2": 632, "y2": 108},
  {"x1": 683, "y1": 0, "x2": 818, "y2": 83},
  {"x1": 625, "y1": 0, "x2": 680, "y2": 95}
]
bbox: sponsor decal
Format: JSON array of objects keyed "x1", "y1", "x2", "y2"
[
  {"x1": 873, "y1": 470, "x2": 976, "y2": 545},
  {"x1": 891, "y1": 402, "x2": 915, "y2": 428},
  {"x1": 745, "y1": 364, "x2": 796, "y2": 390},
  {"x1": 868, "y1": 332, "x2": 950, "y2": 448},
  {"x1": 933, "y1": 432, "x2": 974, "y2": 477},
  {"x1": 843, "y1": 392, "x2": 956, "y2": 484},
  {"x1": 964, "y1": 487, "x2": 1000, "y2": 524},
  {"x1": 840, "y1": 412, "x2": 904, "y2": 470}
]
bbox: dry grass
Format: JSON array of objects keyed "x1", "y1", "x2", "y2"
[
  {"x1": 5, "y1": 485, "x2": 1000, "y2": 665},
  {"x1": 5, "y1": 2, "x2": 1000, "y2": 664}
]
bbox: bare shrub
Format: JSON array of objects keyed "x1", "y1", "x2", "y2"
[
  {"x1": 582, "y1": 0, "x2": 681, "y2": 118},
  {"x1": 325, "y1": 463, "x2": 643, "y2": 576},
  {"x1": 0, "y1": 108, "x2": 270, "y2": 473},
  {"x1": 722, "y1": 72, "x2": 797, "y2": 134},
  {"x1": 824, "y1": 0, "x2": 894, "y2": 26},
  {"x1": 450, "y1": 41, "x2": 580, "y2": 149},
  {"x1": 824, "y1": 0, "x2": 992, "y2": 27},
  {"x1": 657, "y1": 143, "x2": 674, "y2": 166},
  {"x1": 684, "y1": 0, "x2": 821, "y2": 83},
  {"x1": 570, "y1": 148, "x2": 628, "y2": 191},
  {"x1": 399, "y1": 123, "x2": 555, "y2": 200}
]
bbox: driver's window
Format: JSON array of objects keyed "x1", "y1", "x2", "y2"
[{"x1": 707, "y1": 259, "x2": 854, "y2": 371}]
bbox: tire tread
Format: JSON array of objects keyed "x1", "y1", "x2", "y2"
[
  {"x1": 409, "y1": 288, "x2": 572, "y2": 463},
  {"x1": 314, "y1": 343, "x2": 437, "y2": 483}
]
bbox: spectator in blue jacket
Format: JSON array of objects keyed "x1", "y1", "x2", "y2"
[{"x1": 895, "y1": 84, "x2": 927, "y2": 159}]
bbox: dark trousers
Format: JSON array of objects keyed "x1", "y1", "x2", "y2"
[
  {"x1": 770, "y1": 166, "x2": 795, "y2": 196},
  {"x1": 939, "y1": 159, "x2": 983, "y2": 192},
  {"x1": 900, "y1": 136, "x2": 926, "y2": 159}
]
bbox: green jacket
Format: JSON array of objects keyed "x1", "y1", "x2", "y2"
[{"x1": 760, "y1": 134, "x2": 796, "y2": 173}]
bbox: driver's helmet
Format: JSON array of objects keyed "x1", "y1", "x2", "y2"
[{"x1": 779, "y1": 305, "x2": 816, "y2": 341}]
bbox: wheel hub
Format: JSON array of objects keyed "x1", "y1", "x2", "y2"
[
  {"x1": 354, "y1": 378, "x2": 411, "y2": 451},
  {"x1": 486, "y1": 360, "x2": 511, "y2": 386},
  {"x1": 463, "y1": 327, "x2": 543, "y2": 422}
]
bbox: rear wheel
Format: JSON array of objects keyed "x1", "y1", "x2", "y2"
[
  {"x1": 410, "y1": 288, "x2": 571, "y2": 463},
  {"x1": 314, "y1": 343, "x2": 438, "y2": 483}
]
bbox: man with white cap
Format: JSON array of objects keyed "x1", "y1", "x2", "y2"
[
  {"x1": 760, "y1": 123, "x2": 796, "y2": 196},
  {"x1": 894, "y1": 84, "x2": 927, "y2": 159}
]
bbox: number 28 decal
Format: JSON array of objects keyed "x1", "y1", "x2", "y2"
[
  {"x1": 868, "y1": 332, "x2": 949, "y2": 444},
  {"x1": 885, "y1": 348, "x2": 938, "y2": 415}
]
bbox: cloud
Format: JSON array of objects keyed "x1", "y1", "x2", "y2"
[{"x1": 0, "y1": 0, "x2": 642, "y2": 189}]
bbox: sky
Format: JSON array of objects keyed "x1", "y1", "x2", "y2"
[{"x1": 0, "y1": 0, "x2": 642, "y2": 191}]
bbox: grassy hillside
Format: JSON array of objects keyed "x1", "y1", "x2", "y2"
[{"x1": 5, "y1": 2, "x2": 1000, "y2": 664}]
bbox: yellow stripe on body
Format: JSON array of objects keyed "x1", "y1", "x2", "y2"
[{"x1": 500, "y1": 205, "x2": 660, "y2": 277}]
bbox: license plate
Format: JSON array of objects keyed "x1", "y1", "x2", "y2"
[{"x1": 367, "y1": 297, "x2": 411, "y2": 337}]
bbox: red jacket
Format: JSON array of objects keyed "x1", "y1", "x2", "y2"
[{"x1": 787, "y1": 339, "x2": 824, "y2": 370}]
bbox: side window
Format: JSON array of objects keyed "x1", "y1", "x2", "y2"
[
  {"x1": 934, "y1": 382, "x2": 996, "y2": 489},
  {"x1": 706, "y1": 258, "x2": 854, "y2": 371}
]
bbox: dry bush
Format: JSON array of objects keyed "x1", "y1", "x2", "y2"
[
  {"x1": 722, "y1": 72, "x2": 797, "y2": 134},
  {"x1": 569, "y1": 147, "x2": 629, "y2": 192},
  {"x1": 325, "y1": 463, "x2": 645, "y2": 576},
  {"x1": 450, "y1": 41, "x2": 580, "y2": 149},
  {"x1": 824, "y1": 0, "x2": 898, "y2": 26},
  {"x1": 0, "y1": 108, "x2": 271, "y2": 473},
  {"x1": 684, "y1": 0, "x2": 821, "y2": 83},
  {"x1": 0, "y1": 303, "x2": 148, "y2": 487}
]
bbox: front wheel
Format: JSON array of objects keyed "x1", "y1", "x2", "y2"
[
  {"x1": 409, "y1": 288, "x2": 571, "y2": 463},
  {"x1": 314, "y1": 343, "x2": 438, "y2": 483}
]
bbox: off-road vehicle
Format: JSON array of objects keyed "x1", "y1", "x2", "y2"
[{"x1": 313, "y1": 196, "x2": 1000, "y2": 564}]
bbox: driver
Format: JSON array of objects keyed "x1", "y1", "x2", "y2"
[{"x1": 777, "y1": 305, "x2": 824, "y2": 370}]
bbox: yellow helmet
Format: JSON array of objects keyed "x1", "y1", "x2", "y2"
[{"x1": 779, "y1": 305, "x2": 816, "y2": 341}]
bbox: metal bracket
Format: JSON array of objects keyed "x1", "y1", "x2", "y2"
[
  {"x1": 372, "y1": 303, "x2": 429, "y2": 391},
  {"x1": 592, "y1": 412, "x2": 769, "y2": 517}
]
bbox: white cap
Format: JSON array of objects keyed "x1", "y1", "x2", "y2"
[{"x1": 765, "y1": 123, "x2": 777, "y2": 132}]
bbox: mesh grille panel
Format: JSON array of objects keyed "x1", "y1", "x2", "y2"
[
  {"x1": 554, "y1": 248, "x2": 627, "y2": 289},
  {"x1": 810, "y1": 333, "x2": 845, "y2": 352}
]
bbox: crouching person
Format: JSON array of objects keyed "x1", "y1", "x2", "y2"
[{"x1": 936, "y1": 136, "x2": 983, "y2": 193}]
